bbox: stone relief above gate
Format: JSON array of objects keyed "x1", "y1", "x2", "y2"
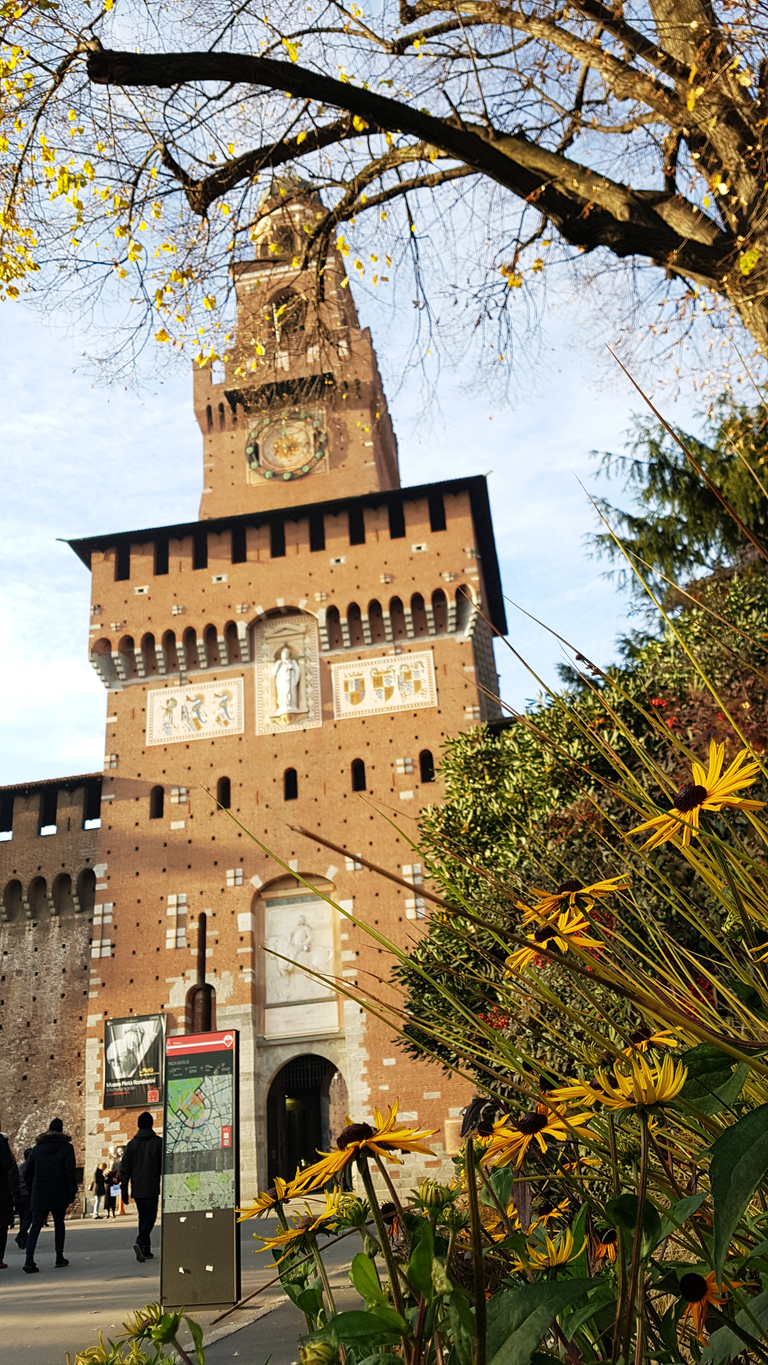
[
  {"x1": 262, "y1": 892, "x2": 337, "y2": 1039},
  {"x1": 253, "y1": 612, "x2": 322, "y2": 735}
]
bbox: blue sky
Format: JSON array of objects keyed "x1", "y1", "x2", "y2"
[{"x1": 0, "y1": 296, "x2": 701, "y2": 784}]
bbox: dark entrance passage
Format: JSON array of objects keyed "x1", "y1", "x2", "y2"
[{"x1": 267, "y1": 1054, "x2": 348, "y2": 1184}]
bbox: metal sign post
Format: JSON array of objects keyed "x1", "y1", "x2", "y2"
[{"x1": 160, "y1": 1030, "x2": 241, "y2": 1310}]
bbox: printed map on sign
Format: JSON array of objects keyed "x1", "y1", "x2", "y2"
[
  {"x1": 146, "y1": 678, "x2": 245, "y2": 746},
  {"x1": 164, "y1": 1072, "x2": 235, "y2": 1212},
  {"x1": 331, "y1": 650, "x2": 437, "y2": 720}
]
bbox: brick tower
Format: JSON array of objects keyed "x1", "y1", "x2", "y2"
[{"x1": 0, "y1": 179, "x2": 507, "y2": 1199}]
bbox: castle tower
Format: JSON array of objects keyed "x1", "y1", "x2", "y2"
[{"x1": 0, "y1": 182, "x2": 507, "y2": 1198}]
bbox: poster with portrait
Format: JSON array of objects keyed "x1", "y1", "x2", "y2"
[{"x1": 104, "y1": 1014, "x2": 165, "y2": 1109}]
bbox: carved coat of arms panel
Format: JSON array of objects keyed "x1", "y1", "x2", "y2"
[{"x1": 331, "y1": 649, "x2": 437, "y2": 720}]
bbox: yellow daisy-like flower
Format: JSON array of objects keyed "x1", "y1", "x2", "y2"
[
  {"x1": 239, "y1": 1174, "x2": 292, "y2": 1221},
  {"x1": 506, "y1": 908, "x2": 604, "y2": 974},
  {"x1": 513, "y1": 1227, "x2": 585, "y2": 1271},
  {"x1": 482, "y1": 1103, "x2": 594, "y2": 1170},
  {"x1": 622, "y1": 1024, "x2": 681, "y2": 1056},
  {"x1": 292, "y1": 1103, "x2": 436, "y2": 1194},
  {"x1": 253, "y1": 1190, "x2": 341, "y2": 1259},
  {"x1": 519, "y1": 874, "x2": 629, "y2": 925},
  {"x1": 594, "y1": 1228, "x2": 618, "y2": 1263},
  {"x1": 590, "y1": 1054, "x2": 687, "y2": 1110},
  {"x1": 679, "y1": 1270, "x2": 734, "y2": 1343},
  {"x1": 630, "y1": 741, "x2": 765, "y2": 849}
]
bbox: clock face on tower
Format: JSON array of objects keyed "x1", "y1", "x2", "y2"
[{"x1": 245, "y1": 409, "x2": 327, "y2": 481}]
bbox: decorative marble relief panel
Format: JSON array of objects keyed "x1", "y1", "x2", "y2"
[
  {"x1": 331, "y1": 649, "x2": 437, "y2": 720},
  {"x1": 262, "y1": 892, "x2": 338, "y2": 1039},
  {"x1": 146, "y1": 677, "x2": 245, "y2": 746}
]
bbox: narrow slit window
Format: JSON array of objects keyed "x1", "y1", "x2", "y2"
[
  {"x1": 348, "y1": 505, "x2": 366, "y2": 546},
  {"x1": 193, "y1": 531, "x2": 208, "y2": 570},
  {"x1": 217, "y1": 776, "x2": 231, "y2": 810},
  {"x1": 270, "y1": 519, "x2": 286, "y2": 558},
  {"x1": 231, "y1": 524, "x2": 247, "y2": 564},
  {"x1": 309, "y1": 512, "x2": 326, "y2": 552},
  {"x1": 388, "y1": 500, "x2": 405, "y2": 540},
  {"x1": 149, "y1": 786, "x2": 164, "y2": 820},
  {"x1": 419, "y1": 750, "x2": 435, "y2": 783},
  {"x1": 428, "y1": 491, "x2": 446, "y2": 532},
  {"x1": 115, "y1": 543, "x2": 130, "y2": 582},
  {"x1": 283, "y1": 768, "x2": 298, "y2": 801},
  {"x1": 351, "y1": 758, "x2": 367, "y2": 792},
  {"x1": 154, "y1": 538, "x2": 169, "y2": 576}
]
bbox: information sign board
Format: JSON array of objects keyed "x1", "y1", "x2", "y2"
[{"x1": 161, "y1": 1030, "x2": 240, "y2": 1310}]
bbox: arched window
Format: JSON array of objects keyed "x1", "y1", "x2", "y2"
[
  {"x1": 432, "y1": 588, "x2": 448, "y2": 633},
  {"x1": 351, "y1": 758, "x2": 367, "y2": 792},
  {"x1": 2, "y1": 879, "x2": 23, "y2": 922},
  {"x1": 76, "y1": 867, "x2": 96, "y2": 916},
  {"x1": 268, "y1": 287, "x2": 307, "y2": 335},
  {"x1": 217, "y1": 776, "x2": 231, "y2": 810},
  {"x1": 368, "y1": 599, "x2": 386, "y2": 644},
  {"x1": 347, "y1": 602, "x2": 365, "y2": 647},
  {"x1": 149, "y1": 786, "x2": 164, "y2": 820},
  {"x1": 218, "y1": 401, "x2": 226, "y2": 431},
  {"x1": 205, "y1": 624, "x2": 220, "y2": 667},
  {"x1": 183, "y1": 627, "x2": 200, "y2": 670},
  {"x1": 28, "y1": 876, "x2": 47, "y2": 919},
  {"x1": 389, "y1": 596, "x2": 407, "y2": 640},
  {"x1": 456, "y1": 584, "x2": 474, "y2": 633},
  {"x1": 117, "y1": 635, "x2": 138, "y2": 681},
  {"x1": 142, "y1": 632, "x2": 159, "y2": 677},
  {"x1": 91, "y1": 638, "x2": 117, "y2": 684},
  {"x1": 284, "y1": 768, "x2": 298, "y2": 801},
  {"x1": 162, "y1": 630, "x2": 179, "y2": 672},
  {"x1": 326, "y1": 606, "x2": 343, "y2": 650},
  {"x1": 411, "y1": 593, "x2": 428, "y2": 636},
  {"x1": 419, "y1": 750, "x2": 435, "y2": 783},
  {"x1": 225, "y1": 621, "x2": 241, "y2": 665},
  {"x1": 53, "y1": 873, "x2": 74, "y2": 917}
]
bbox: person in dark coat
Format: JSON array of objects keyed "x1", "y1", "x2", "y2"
[
  {"x1": 89, "y1": 1163, "x2": 107, "y2": 1219},
  {"x1": 105, "y1": 1161, "x2": 120, "y2": 1218},
  {"x1": 120, "y1": 1112, "x2": 162, "y2": 1262},
  {"x1": 22, "y1": 1119, "x2": 77, "y2": 1273},
  {"x1": 14, "y1": 1149, "x2": 32, "y2": 1250},
  {"x1": 0, "y1": 1131, "x2": 20, "y2": 1268}
]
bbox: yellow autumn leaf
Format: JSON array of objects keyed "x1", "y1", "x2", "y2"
[
  {"x1": 296, "y1": 130, "x2": 307, "y2": 144},
  {"x1": 739, "y1": 248, "x2": 761, "y2": 276},
  {"x1": 282, "y1": 38, "x2": 299, "y2": 62},
  {"x1": 203, "y1": 295, "x2": 216, "y2": 310},
  {"x1": 155, "y1": 328, "x2": 171, "y2": 343},
  {"x1": 352, "y1": 115, "x2": 369, "y2": 132}
]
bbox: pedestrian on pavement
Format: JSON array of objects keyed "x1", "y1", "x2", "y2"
[
  {"x1": 22, "y1": 1119, "x2": 77, "y2": 1274},
  {"x1": 0, "y1": 1128, "x2": 20, "y2": 1269},
  {"x1": 89, "y1": 1163, "x2": 108, "y2": 1218},
  {"x1": 14, "y1": 1149, "x2": 33, "y2": 1251},
  {"x1": 120, "y1": 1112, "x2": 162, "y2": 1263},
  {"x1": 105, "y1": 1162, "x2": 121, "y2": 1219}
]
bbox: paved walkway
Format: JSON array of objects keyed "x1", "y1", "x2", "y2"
[{"x1": 0, "y1": 1213, "x2": 357, "y2": 1365}]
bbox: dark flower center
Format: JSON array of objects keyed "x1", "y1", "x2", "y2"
[
  {"x1": 673, "y1": 782, "x2": 708, "y2": 813},
  {"x1": 295, "y1": 1214, "x2": 317, "y2": 1231},
  {"x1": 534, "y1": 924, "x2": 559, "y2": 944},
  {"x1": 557, "y1": 879, "x2": 582, "y2": 894},
  {"x1": 476, "y1": 1120, "x2": 495, "y2": 1137},
  {"x1": 337, "y1": 1122, "x2": 374, "y2": 1150},
  {"x1": 628, "y1": 1025, "x2": 652, "y2": 1046},
  {"x1": 265, "y1": 1186, "x2": 278, "y2": 1202},
  {"x1": 380, "y1": 1202, "x2": 398, "y2": 1225},
  {"x1": 600, "y1": 1229, "x2": 617, "y2": 1246},
  {"x1": 515, "y1": 1111, "x2": 549, "y2": 1135},
  {"x1": 679, "y1": 1272, "x2": 709, "y2": 1303}
]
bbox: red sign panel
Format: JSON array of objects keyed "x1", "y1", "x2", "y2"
[
  {"x1": 147, "y1": 1088, "x2": 160, "y2": 1104},
  {"x1": 166, "y1": 1031, "x2": 235, "y2": 1058},
  {"x1": 221, "y1": 1125, "x2": 232, "y2": 1148}
]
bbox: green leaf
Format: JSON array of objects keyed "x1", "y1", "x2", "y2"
[
  {"x1": 184, "y1": 1316, "x2": 205, "y2": 1365},
  {"x1": 432, "y1": 1257, "x2": 453, "y2": 1296},
  {"x1": 710, "y1": 1103, "x2": 768, "y2": 1283},
  {"x1": 681, "y1": 1046, "x2": 749, "y2": 1115},
  {"x1": 350, "y1": 1252, "x2": 386, "y2": 1306},
  {"x1": 605, "y1": 1194, "x2": 661, "y2": 1257},
  {"x1": 486, "y1": 1280, "x2": 593, "y2": 1365},
  {"x1": 659, "y1": 1193, "x2": 707, "y2": 1242},
  {"x1": 407, "y1": 1220, "x2": 435, "y2": 1300},
  {"x1": 306, "y1": 1309, "x2": 406, "y2": 1349},
  {"x1": 296, "y1": 1286, "x2": 325, "y2": 1319},
  {"x1": 565, "y1": 1204, "x2": 589, "y2": 1279},
  {"x1": 702, "y1": 1288, "x2": 768, "y2": 1363},
  {"x1": 447, "y1": 1291, "x2": 475, "y2": 1365},
  {"x1": 560, "y1": 1284, "x2": 614, "y2": 1339},
  {"x1": 480, "y1": 1166, "x2": 514, "y2": 1211}
]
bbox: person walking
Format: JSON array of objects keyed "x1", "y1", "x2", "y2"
[
  {"x1": 0, "y1": 1128, "x2": 20, "y2": 1269},
  {"x1": 120, "y1": 1113, "x2": 162, "y2": 1263},
  {"x1": 14, "y1": 1149, "x2": 33, "y2": 1250},
  {"x1": 105, "y1": 1162, "x2": 120, "y2": 1219},
  {"x1": 22, "y1": 1118, "x2": 77, "y2": 1273},
  {"x1": 89, "y1": 1163, "x2": 107, "y2": 1219}
]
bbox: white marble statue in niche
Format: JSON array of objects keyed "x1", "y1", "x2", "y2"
[{"x1": 272, "y1": 644, "x2": 302, "y2": 721}]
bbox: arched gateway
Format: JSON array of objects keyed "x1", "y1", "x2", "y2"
[{"x1": 266, "y1": 1054, "x2": 348, "y2": 1184}]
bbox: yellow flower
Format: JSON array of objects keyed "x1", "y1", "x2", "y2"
[
  {"x1": 239, "y1": 1175, "x2": 292, "y2": 1220},
  {"x1": 594, "y1": 1228, "x2": 618, "y2": 1263},
  {"x1": 253, "y1": 1191, "x2": 341, "y2": 1260},
  {"x1": 622, "y1": 1024, "x2": 681, "y2": 1056},
  {"x1": 630, "y1": 741, "x2": 764, "y2": 849},
  {"x1": 513, "y1": 1227, "x2": 585, "y2": 1270},
  {"x1": 590, "y1": 1054, "x2": 687, "y2": 1110},
  {"x1": 506, "y1": 908, "x2": 604, "y2": 973},
  {"x1": 679, "y1": 1270, "x2": 733, "y2": 1342},
  {"x1": 292, "y1": 1103, "x2": 436, "y2": 1194},
  {"x1": 519, "y1": 874, "x2": 629, "y2": 924},
  {"x1": 482, "y1": 1104, "x2": 594, "y2": 1170}
]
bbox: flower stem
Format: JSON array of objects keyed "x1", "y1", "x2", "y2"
[
  {"x1": 621, "y1": 1112, "x2": 649, "y2": 1365},
  {"x1": 464, "y1": 1137, "x2": 487, "y2": 1365},
  {"x1": 358, "y1": 1153, "x2": 406, "y2": 1318},
  {"x1": 308, "y1": 1230, "x2": 337, "y2": 1316}
]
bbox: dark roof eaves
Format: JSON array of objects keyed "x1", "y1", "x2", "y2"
[{"x1": 0, "y1": 773, "x2": 102, "y2": 797}]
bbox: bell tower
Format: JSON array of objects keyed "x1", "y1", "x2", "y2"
[{"x1": 194, "y1": 178, "x2": 400, "y2": 519}]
